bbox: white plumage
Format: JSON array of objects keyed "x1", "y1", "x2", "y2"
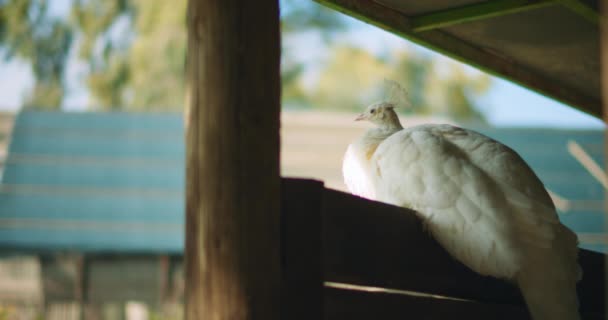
[{"x1": 343, "y1": 100, "x2": 581, "y2": 320}]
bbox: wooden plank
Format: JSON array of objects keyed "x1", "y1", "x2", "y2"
[
  {"x1": 184, "y1": 0, "x2": 281, "y2": 319},
  {"x1": 576, "y1": 249, "x2": 605, "y2": 317},
  {"x1": 556, "y1": 0, "x2": 601, "y2": 25},
  {"x1": 322, "y1": 188, "x2": 523, "y2": 303},
  {"x1": 281, "y1": 178, "x2": 325, "y2": 320},
  {"x1": 314, "y1": 0, "x2": 602, "y2": 118},
  {"x1": 324, "y1": 286, "x2": 531, "y2": 319},
  {"x1": 411, "y1": 0, "x2": 555, "y2": 32},
  {"x1": 321, "y1": 188, "x2": 605, "y2": 316}
]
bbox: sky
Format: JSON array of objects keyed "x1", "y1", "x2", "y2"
[{"x1": 0, "y1": 1, "x2": 604, "y2": 129}]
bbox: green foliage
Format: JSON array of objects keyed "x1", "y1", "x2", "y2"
[
  {"x1": 422, "y1": 62, "x2": 490, "y2": 121},
  {"x1": 280, "y1": 0, "x2": 347, "y2": 109},
  {"x1": 70, "y1": 0, "x2": 188, "y2": 110},
  {"x1": 311, "y1": 46, "x2": 390, "y2": 110},
  {"x1": 71, "y1": 0, "x2": 345, "y2": 111},
  {"x1": 0, "y1": 0, "x2": 72, "y2": 109},
  {"x1": 124, "y1": 0, "x2": 187, "y2": 110},
  {"x1": 281, "y1": 59, "x2": 309, "y2": 108},
  {"x1": 69, "y1": 0, "x2": 133, "y2": 109},
  {"x1": 0, "y1": 0, "x2": 490, "y2": 122},
  {"x1": 280, "y1": 0, "x2": 347, "y2": 37},
  {"x1": 0, "y1": 0, "x2": 345, "y2": 110},
  {"x1": 303, "y1": 45, "x2": 491, "y2": 123}
]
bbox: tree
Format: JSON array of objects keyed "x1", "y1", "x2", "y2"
[
  {"x1": 0, "y1": 0, "x2": 348, "y2": 110},
  {"x1": 70, "y1": 0, "x2": 189, "y2": 110},
  {"x1": 0, "y1": 0, "x2": 72, "y2": 109},
  {"x1": 311, "y1": 46, "x2": 391, "y2": 111},
  {"x1": 422, "y1": 62, "x2": 490, "y2": 122},
  {"x1": 307, "y1": 45, "x2": 491, "y2": 123},
  {"x1": 0, "y1": 0, "x2": 490, "y2": 122},
  {"x1": 70, "y1": 0, "x2": 134, "y2": 109}
]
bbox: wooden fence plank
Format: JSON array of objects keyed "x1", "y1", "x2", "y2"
[
  {"x1": 324, "y1": 286, "x2": 531, "y2": 320},
  {"x1": 281, "y1": 178, "x2": 325, "y2": 320},
  {"x1": 321, "y1": 187, "x2": 605, "y2": 316}
]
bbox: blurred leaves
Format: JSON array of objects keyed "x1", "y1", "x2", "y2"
[
  {"x1": 300, "y1": 45, "x2": 491, "y2": 123},
  {"x1": 312, "y1": 46, "x2": 391, "y2": 110},
  {"x1": 280, "y1": 0, "x2": 347, "y2": 39},
  {"x1": 0, "y1": 0, "x2": 491, "y2": 122},
  {"x1": 0, "y1": 0, "x2": 72, "y2": 109},
  {"x1": 70, "y1": 0, "x2": 188, "y2": 110}
]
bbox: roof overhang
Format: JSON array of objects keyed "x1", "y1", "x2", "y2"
[{"x1": 315, "y1": 0, "x2": 602, "y2": 118}]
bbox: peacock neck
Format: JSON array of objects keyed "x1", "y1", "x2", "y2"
[
  {"x1": 381, "y1": 121, "x2": 403, "y2": 132},
  {"x1": 363, "y1": 126, "x2": 400, "y2": 148},
  {"x1": 377, "y1": 117, "x2": 403, "y2": 135},
  {"x1": 377, "y1": 109, "x2": 404, "y2": 132}
]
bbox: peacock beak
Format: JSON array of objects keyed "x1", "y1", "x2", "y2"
[{"x1": 355, "y1": 113, "x2": 366, "y2": 121}]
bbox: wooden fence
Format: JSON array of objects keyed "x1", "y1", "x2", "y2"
[
  {"x1": 282, "y1": 178, "x2": 605, "y2": 319},
  {"x1": 0, "y1": 178, "x2": 605, "y2": 319}
]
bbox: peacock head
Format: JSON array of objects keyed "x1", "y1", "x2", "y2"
[{"x1": 355, "y1": 102, "x2": 402, "y2": 129}]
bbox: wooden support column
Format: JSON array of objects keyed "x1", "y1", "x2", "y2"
[
  {"x1": 602, "y1": 0, "x2": 608, "y2": 124},
  {"x1": 185, "y1": 1, "x2": 281, "y2": 320},
  {"x1": 600, "y1": 1, "x2": 608, "y2": 318}
]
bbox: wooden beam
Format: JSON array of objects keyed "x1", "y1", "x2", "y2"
[
  {"x1": 411, "y1": 0, "x2": 555, "y2": 32},
  {"x1": 278, "y1": 179, "x2": 604, "y2": 316},
  {"x1": 314, "y1": 0, "x2": 602, "y2": 118},
  {"x1": 321, "y1": 188, "x2": 525, "y2": 304},
  {"x1": 556, "y1": 0, "x2": 601, "y2": 25},
  {"x1": 184, "y1": 0, "x2": 281, "y2": 319},
  {"x1": 319, "y1": 187, "x2": 605, "y2": 316},
  {"x1": 324, "y1": 286, "x2": 532, "y2": 319}
]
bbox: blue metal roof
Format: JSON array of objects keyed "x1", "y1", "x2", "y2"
[
  {"x1": 0, "y1": 111, "x2": 604, "y2": 253},
  {"x1": 0, "y1": 111, "x2": 185, "y2": 253},
  {"x1": 474, "y1": 128, "x2": 606, "y2": 252}
]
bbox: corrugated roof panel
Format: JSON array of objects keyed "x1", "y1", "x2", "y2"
[{"x1": 0, "y1": 111, "x2": 604, "y2": 253}]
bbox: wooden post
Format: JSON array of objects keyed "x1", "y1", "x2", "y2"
[
  {"x1": 184, "y1": 1, "x2": 281, "y2": 319},
  {"x1": 601, "y1": 1, "x2": 608, "y2": 318}
]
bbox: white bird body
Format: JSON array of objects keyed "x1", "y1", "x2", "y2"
[{"x1": 343, "y1": 102, "x2": 581, "y2": 320}]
